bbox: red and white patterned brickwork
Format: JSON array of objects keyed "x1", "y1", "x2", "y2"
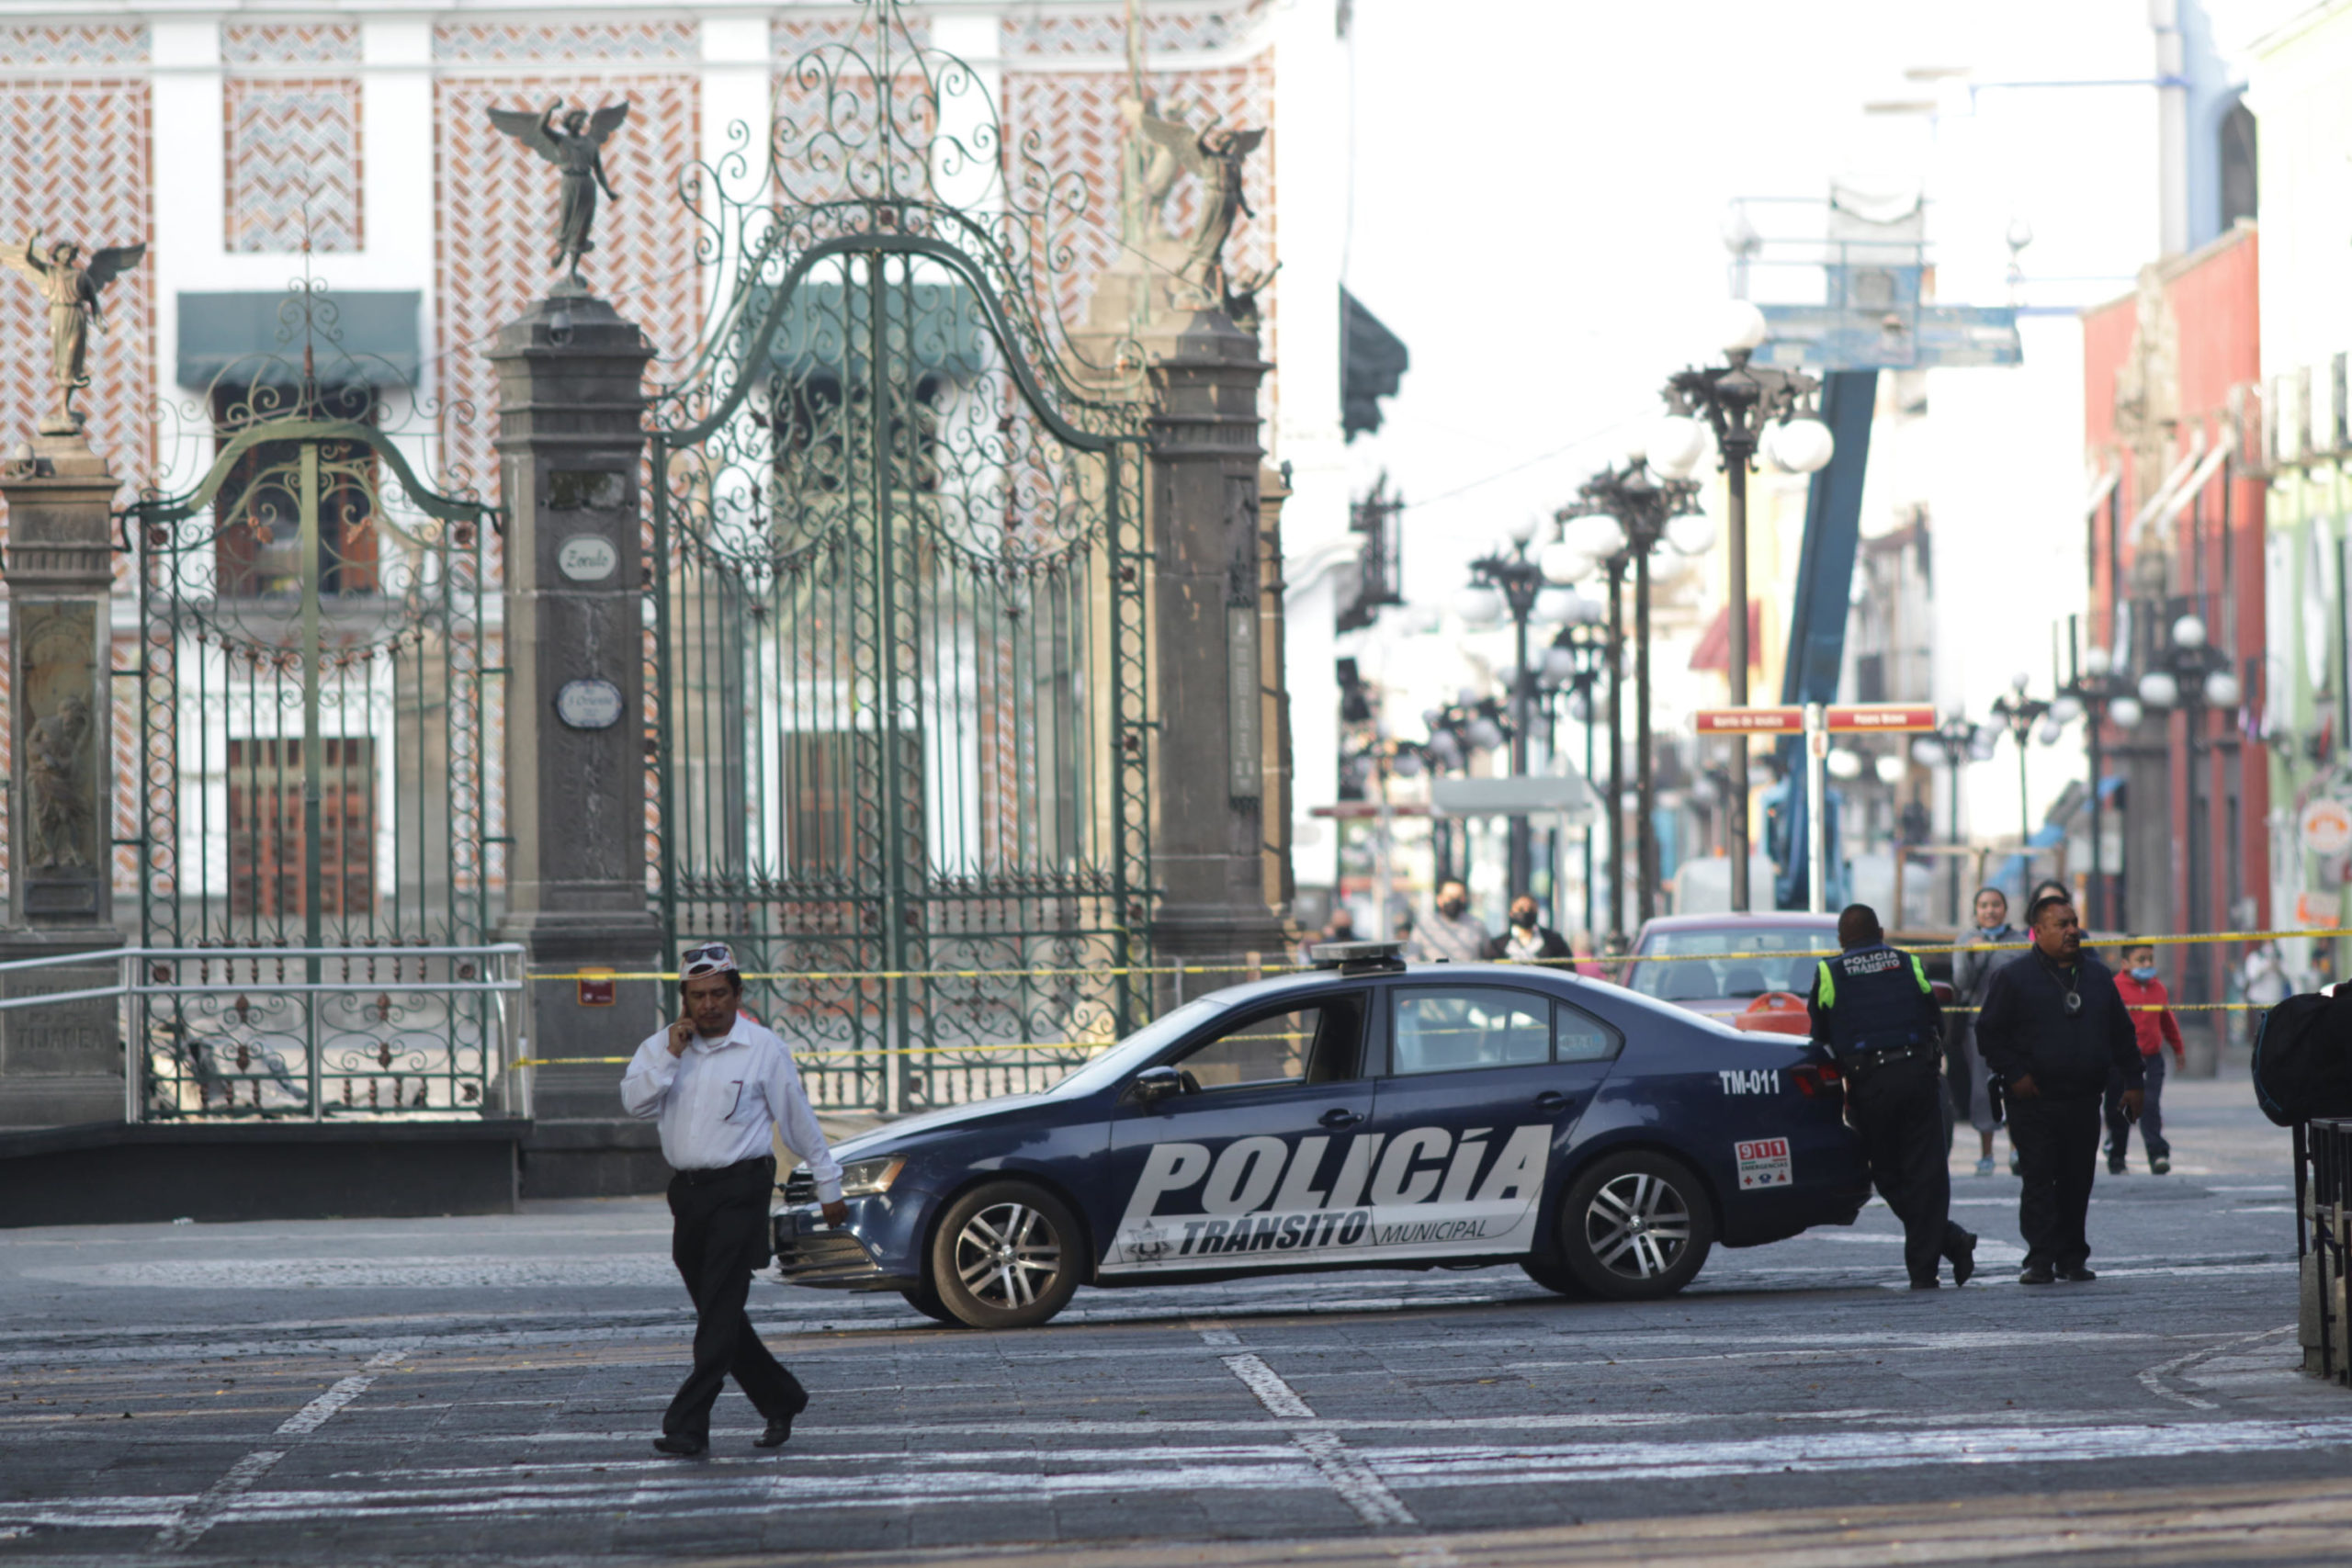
[
  {"x1": 1003, "y1": 3, "x2": 1272, "y2": 58},
  {"x1": 0, "y1": 38, "x2": 155, "y2": 480},
  {"x1": 220, "y1": 20, "x2": 361, "y2": 68},
  {"x1": 225, "y1": 79, "x2": 363, "y2": 254},
  {"x1": 435, "y1": 19, "x2": 695, "y2": 65},
  {"x1": 431, "y1": 27, "x2": 701, "y2": 501}
]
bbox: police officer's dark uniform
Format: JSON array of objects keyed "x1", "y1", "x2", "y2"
[
  {"x1": 1974, "y1": 898, "x2": 2143, "y2": 1283},
  {"x1": 1805, "y1": 906, "x2": 1977, "y2": 1289}
]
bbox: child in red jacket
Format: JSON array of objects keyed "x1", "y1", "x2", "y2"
[{"x1": 2108, "y1": 942, "x2": 2186, "y2": 1174}]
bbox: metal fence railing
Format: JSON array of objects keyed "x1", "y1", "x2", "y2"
[
  {"x1": 0, "y1": 944, "x2": 526, "y2": 1122},
  {"x1": 2301, "y1": 1117, "x2": 2352, "y2": 1387}
]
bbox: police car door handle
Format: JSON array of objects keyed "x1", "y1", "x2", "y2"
[
  {"x1": 1318, "y1": 1107, "x2": 1363, "y2": 1129},
  {"x1": 1532, "y1": 1091, "x2": 1570, "y2": 1112}
]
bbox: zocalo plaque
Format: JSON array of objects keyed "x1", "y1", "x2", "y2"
[
  {"x1": 557, "y1": 534, "x2": 618, "y2": 582},
  {"x1": 554, "y1": 678, "x2": 624, "y2": 730}
]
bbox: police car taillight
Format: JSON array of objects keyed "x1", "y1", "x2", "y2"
[{"x1": 1789, "y1": 1063, "x2": 1840, "y2": 1098}]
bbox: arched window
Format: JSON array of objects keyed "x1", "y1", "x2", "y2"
[{"x1": 2220, "y1": 100, "x2": 2257, "y2": 230}]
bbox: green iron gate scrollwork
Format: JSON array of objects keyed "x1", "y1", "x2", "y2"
[
  {"x1": 649, "y1": 5, "x2": 1154, "y2": 1112},
  {"x1": 125, "y1": 357, "x2": 504, "y2": 1119}
]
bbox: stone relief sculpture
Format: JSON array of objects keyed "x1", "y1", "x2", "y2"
[
  {"x1": 2, "y1": 233, "x2": 147, "y2": 434},
  {"x1": 26, "y1": 694, "x2": 92, "y2": 871},
  {"x1": 488, "y1": 101, "x2": 630, "y2": 292}
]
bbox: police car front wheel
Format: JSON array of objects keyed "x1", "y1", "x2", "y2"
[
  {"x1": 929, "y1": 1180, "x2": 1084, "y2": 1328},
  {"x1": 1557, "y1": 1151, "x2": 1715, "y2": 1301}
]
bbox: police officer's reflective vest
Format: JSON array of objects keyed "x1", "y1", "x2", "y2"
[{"x1": 1812, "y1": 942, "x2": 1935, "y2": 1062}]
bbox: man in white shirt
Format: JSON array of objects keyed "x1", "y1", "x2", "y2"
[{"x1": 621, "y1": 942, "x2": 844, "y2": 1457}]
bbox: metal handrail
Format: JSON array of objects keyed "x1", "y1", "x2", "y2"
[{"x1": 0, "y1": 944, "x2": 527, "y2": 1123}]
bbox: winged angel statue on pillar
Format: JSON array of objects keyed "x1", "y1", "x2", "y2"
[
  {"x1": 487, "y1": 101, "x2": 630, "y2": 293},
  {"x1": 3, "y1": 233, "x2": 146, "y2": 434}
]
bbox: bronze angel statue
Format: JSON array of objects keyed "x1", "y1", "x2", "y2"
[
  {"x1": 487, "y1": 100, "x2": 629, "y2": 290},
  {"x1": 3, "y1": 232, "x2": 146, "y2": 434}
]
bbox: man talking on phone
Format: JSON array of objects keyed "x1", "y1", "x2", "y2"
[{"x1": 621, "y1": 943, "x2": 844, "y2": 1456}]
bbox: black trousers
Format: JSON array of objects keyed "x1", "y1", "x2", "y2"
[
  {"x1": 2009, "y1": 1093, "x2": 2102, "y2": 1272},
  {"x1": 1847, "y1": 1059, "x2": 1971, "y2": 1284},
  {"x1": 664, "y1": 1156, "x2": 804, "y2": 1439}
]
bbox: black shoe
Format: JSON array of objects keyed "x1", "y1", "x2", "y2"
[
  {"x1": 2058, "y1": 1265, "x2": 2098, "y2": 1283},
  {"x1": 1948, "y1": 1232, "x2": 1977, "y2": 1288},
  {"x1": 652, "y1": 1433, "x2": 707, "y2": 1458},
  {"x1": 755, "y1": 1415, "x2": 796, "y2": 1449},
  {"x1": 2150, "y1": 1155, "x2": 2171, "y2": 1175},
  {"x1": 2107, "y1": 1156, "x2": 2126, "y2": 1176},
  {"x1": 1909, "y1": 1277, "x2": 1940, "y2": 1290},
  {"x1": 2018, "y1": 1264, "x2": 2056, "y2": 1285}
]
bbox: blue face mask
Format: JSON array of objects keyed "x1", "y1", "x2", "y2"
[{"x1": 2129, "y1": 965, "x2": 2157, "y2": 983}]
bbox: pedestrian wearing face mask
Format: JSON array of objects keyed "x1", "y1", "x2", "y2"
[
  {"x1": 1487, "y1": 894, "x2": 1573, "y2": 964},
  {"x1": 1948, "y1": 886, "x2": 2023, "y2": 1177},
  {"x1": 2108, "y1": 942, "x2": 2185, "y2": 1175},
  {"x1": 1408, "y1": 880, "x2": 1492, "y2": 964}
]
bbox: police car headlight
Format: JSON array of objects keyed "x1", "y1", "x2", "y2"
[{"x1": 837, "y1": 1156, "x2": 905, "y2": 1198}]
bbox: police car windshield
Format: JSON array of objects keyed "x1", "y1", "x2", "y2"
[
  {"x1": 1043, "y1": 996, "x2": 1236, "y2": 1100},
  {"x1": 1625, "y1": 928, "x2": 1836, "y2": 1003}
]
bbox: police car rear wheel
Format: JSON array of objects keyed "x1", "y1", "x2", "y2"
[
  {"x1": 930, "y1": 1181, "x2": 1083, "y2": 1329},
  {"x1": 1559, "y1": 1152, "x2": 1714, "y2": 1301},
  {"x1": 900, "y1": 1283, "x2": 962, "y2": 1325}
]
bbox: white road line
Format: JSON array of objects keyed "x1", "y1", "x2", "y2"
[
  {"x1": 152, "y1": 1344, "x2": 410, "y2": 1551},
  {"x1": 2137, "y1": 1325, "x2": 2299, "y2": 1410},
  {"x1": 1203, "y1": 1327, "x2": 1419, "y2": 1530},
  {"x1": 152, "y1": 1450, "x2": 284, "y2": 1551}
]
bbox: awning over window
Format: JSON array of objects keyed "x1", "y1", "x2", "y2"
[
  {"x1": 176, "y1": 291, "x2": 421, "y2": 390},
  {"x1": 1341, "y1": 287, "x2": 1408, "y2": 442},
  {"x1": 1689, "y1": 600, "x2": 1764, "y2": 673},
  {"x1": 732, "y1": 280, "x2": 988, "y2": 387}
]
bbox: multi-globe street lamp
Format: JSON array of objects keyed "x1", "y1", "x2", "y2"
[
  {"x1": 1540, "y1": 616, "x2": 1614, "y2": 942},
  {"x1": 2048, "y1": 635, "x2": 2142, "y2": 929},
  {"x1": 1454, "y1": 517, "x2": 1553, "y2": 896},
  {"x1": 2135, "y1": 609, "x2": 2244, "y2": 1007},
  {"x1": 1911, "y1": 712, "x2": 1996, "y2": 923},
  {"x1": 1550, "y1": 457, "x2": 1710, "y2": 930},
  {"x1": 1987, "y1": 674, "x2": 2053, "y2": 893},
  {"x1": 1662, "y1": 301, "x2": 1835, "y2": 912}
]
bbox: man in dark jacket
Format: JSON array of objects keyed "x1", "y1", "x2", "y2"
[
  {"x1": 1975, "y1": 894, "x2": 2145, "y2": 1284},
  {"x1": 1805, "y1": 904, "x2": 1977, "y2": 1289}
]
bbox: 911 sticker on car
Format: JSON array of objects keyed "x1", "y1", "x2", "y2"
[
  {"x1": 1735, "y1": 1136, "x2": 1793, "y2": 1190},
  {"x1": 1103, "y1": 1125, "x2": 1550, "y2": 1273}
]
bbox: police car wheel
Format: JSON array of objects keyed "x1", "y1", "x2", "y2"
[
  {"x1": 929, "y1": 1181, "x2": 1083, "y2": 1329},
  {"x1": 900, "y1": 1284, "x2": 962, "y2": 1326},
  {"x1": 1558, "y1": 1152, "x2": 1714, "y2": 1301},
  {"x1": 1518, "y1": 1256, "x2": 1589, "y2": 1298}
]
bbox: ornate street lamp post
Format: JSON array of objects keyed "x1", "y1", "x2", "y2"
[
  {"x1": 2135, "y1": 608, "x2": 2242, "y2": 1010},
  {"x1": 2049, "y1": 627, "x2": 2141, "y2": 929},
  {"x1": 1554, "y1": 457, "x2": 1708, "y2": 929},
  {"x1": 1539, "y1": 610, "x2": 1612, "y2": 942},
  {"x1": 1988, "y1": 674, "x2": 2053, "y2": 893},
  {"x1": 1456, "y1": 516, "x2": 1549, "y2": 896},
  {"x1": 1911, "y1": 712, "x2": 1996, "y2": 924},
  {"x1": 1662, "y1": 301, "x2": 1835, "y2": 912}
]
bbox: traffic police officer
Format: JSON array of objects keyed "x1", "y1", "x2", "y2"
[
  {"x1": 1805, "y1": 904, "x2": 1978, "y2": 1289},
  {"x1": 621, "y1": 942, "x2": 845, "y2": 1456}
]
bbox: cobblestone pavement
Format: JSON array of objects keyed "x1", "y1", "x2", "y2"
[{"x1": 0, "y1": 1081, "x2": 2344, "y2": 1566}]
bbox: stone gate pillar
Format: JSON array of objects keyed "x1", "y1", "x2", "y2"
[
  {"x1": 491, "y1": 294, "x2": 666, "y2": 1190},
  {"x1": 1131, "y1": 307, "x2": 1296, "y2": 1005},
  {"x1": 0, "y1": 430, "x2": 128, "y2": 1126}
]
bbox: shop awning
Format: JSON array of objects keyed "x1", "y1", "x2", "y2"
[
  {"x1": 1689, "y1": 600, "x2": 1764, "y2": 672},
  {"x1": 177, "y1": 291, "x2": 421, "y2": 390},
  {"x1": 732, "y1": 280, "x2": 987, "y2": 387},
  {"x1": 1342, "y1": 287, "x2": 1408, "y2": 441}
]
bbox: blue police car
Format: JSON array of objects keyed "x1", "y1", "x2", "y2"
[{"x1": 772, "y1": 942, "x2": 1871, "y2": 1328}]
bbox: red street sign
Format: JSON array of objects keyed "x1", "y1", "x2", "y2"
[
  {"x1": 1694, "y1": 707, "x2": 1804, "y2": 734},
  {"x1": 1825, "y1": 704, "x2": 1938, "y2": 733}
]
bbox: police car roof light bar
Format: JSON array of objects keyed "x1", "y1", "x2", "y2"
[{"x1": 1310, "y1": 941, "x2": 1408, "y2": 975}]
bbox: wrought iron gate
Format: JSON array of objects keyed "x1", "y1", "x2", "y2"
[
  {"x1": 649, "y1": 11, "x2": 1153, "y2": 1111},
  {"x1": 126, "y1": 389, "x2": 506, "y2": 1119}
]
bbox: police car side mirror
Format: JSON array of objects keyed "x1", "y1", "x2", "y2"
[{"x1": 1127, "y1": 1066, "x2": 1183, "y2": 1105}]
